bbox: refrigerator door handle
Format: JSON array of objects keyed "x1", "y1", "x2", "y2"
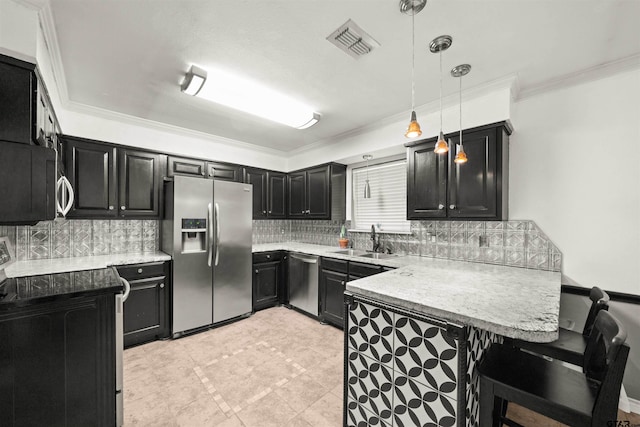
[
  {"x1": 207, "y1": 202, "x2": 213, "y2": 267},
  {"x1": 214, "y1": 202, "x2": 220, "y2": 266}
]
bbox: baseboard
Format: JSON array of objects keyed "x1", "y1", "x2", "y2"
[{"x1": 628, "y1": 397, "x2": 640, "y2": 415}]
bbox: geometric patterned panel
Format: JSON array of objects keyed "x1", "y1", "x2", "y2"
[
  {"x1": 347, "y1": 301, "x2": 395, "y2": 367},
  {"x1": 464, "y1": 326, "x2": 501, "y2": 427},
  {"x1": 394, "y1": 316, "x2": 458, "y2": 400},
  {"x1": 346, "y1": 399, "x2": 392, "y2": 427},
  {"x1": 347, "y1": 350, "x2": 394, "y2": 424},
  {"x1": 393, "y1": 374, "x2": 456, "y2": 427}
]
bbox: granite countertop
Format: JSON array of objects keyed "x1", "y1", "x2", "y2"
[
  {"x1": 4, "y1": 251, "x2": 172, "y2": 278},
  {"x1": 253, "y1": 242, "x2": 561, "y2": 342}
]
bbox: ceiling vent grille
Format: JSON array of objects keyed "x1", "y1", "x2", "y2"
[{"x1": 327, "y1": 19, "x2": 380, "y2": 59}]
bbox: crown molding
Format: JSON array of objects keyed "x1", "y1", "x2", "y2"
[
  {"x1": 35, "y1": 0, "x2": 70, "y2": 107},
  {"x1": 516, "y1": 54, "x2": 640, "y2": 101},
  {"x1": 64, "y1": 100, "x2": 288, "y2": 156}
]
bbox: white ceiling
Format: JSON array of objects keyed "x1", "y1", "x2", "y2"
[{"x1": 46, "y1": 0, "x2": 640, "y2": 153}]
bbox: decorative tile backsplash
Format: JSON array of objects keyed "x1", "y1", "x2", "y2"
[
  {"x1": 0, "y1": 219, "x2": 160, "y2": 261},
  {"x1": 252, "y1": 219, "x2": 561, "y2": 272}
]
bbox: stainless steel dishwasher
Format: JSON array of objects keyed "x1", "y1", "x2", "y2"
[{"x1": 288, "y1": 253, "x2": 319, "y2": 316}]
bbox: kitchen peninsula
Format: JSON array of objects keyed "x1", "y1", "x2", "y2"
[{"x1": 252, "y1": 242, "x2": 561, "y2": 427}]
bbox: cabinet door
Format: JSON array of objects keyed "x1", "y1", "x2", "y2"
[
  {"x1": 167, "y1": 156, "x2": 206, "y2": 178},
  {"x1": 253, "y1": 261, "x2": 280, "y2": 311},
  {"x1": 119, "y1": 149, "x2": 162, "y2": 217},
  {"x1": 287, "y1": 171, "x2": 306, "y2": 218},
  {"x1": 268, "y1": 171, "x2": 287, "y2": 218},
  {"x1": 0, "y1": 58, "x2": 34, "y2": 145},
  {"x1": 407, "y1": 139, "x2": 447, "y2": 219},
  {"x1": 207, "y1": 161, "x2": 242, "y2": 182},
  {"x1": 320, "y1": 269, "x2": 348, "y2": 328},
  {"x1": 65, "y1": 138, "x2": 118, "y2": 218},
  {"x1": 306, "y1": 166, "x2": 330, "y2": 218},
  {"x1": 447, "y1": 129, "x2": 498, "y2": 219},
  {"x1": 123, "y1": 276, "x2": 167, "y2": 347},
  {"x1": 244, "y1": 168, "x2": 267, "y2": 219}
]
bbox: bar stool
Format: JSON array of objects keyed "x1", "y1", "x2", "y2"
[
  {"x1": 478, "y1": 310, "x2": 630, "y2": 427},
  {"x1": 512, "y1": 286, "x2": 610, "y2": 366}
]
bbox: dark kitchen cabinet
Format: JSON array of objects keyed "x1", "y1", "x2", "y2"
[
  {"x1": 65, "y1": 136, "x2": 118, "y2": 218},
  {"x1": 406, "y1": 121, "x2": 511, "y2": 220},
  {"x1": 118, "y1": 149, "x2": 164, "y2": 217},
  {"x1": 206, "y1": 161, "x2": 242, "y2": 182},
  {"x1": 252, "y1": 252, "x2": 285, "y2": 311},
  {"x1": 320, "y1": 257, "x2": 348, "y2": 328},
  {"x1": 0, "y1": 142, "x2": 56, "y2": 224},
  {"x1": 244, "y1": 168, "x2": 287, "y2": 219},
  {"x1": 167, "y1": 156, "x2": 206, "y2": 178},
  {"x1": 117, "y1": 262, "x2": 170, "y2": 348},
  {"x1": 64, "y1": 136, "x2": 164, "y2": 219},
  {"x1": 287, "y1": 163, "x2": 346, "y2": 220},
  {"x1": 0, "y1": 294, "x2": 116, "y2": 426}
]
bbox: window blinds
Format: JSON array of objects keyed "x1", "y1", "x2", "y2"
[{"x1": 352, "y1": 160, "x2": 410, "y2": 232}]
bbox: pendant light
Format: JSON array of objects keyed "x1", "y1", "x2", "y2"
[
  {"x1": 452, "y1": 64, "x2": 471, "y2": 164},
  {"x1": 363, "y1": 155, "x2": 373, "y2": 199},
  {"x1": 400, "y1": 0, "x2": 426, "y2": 138},
  {"x1": 430, "y1": 35, "x2": 452, "y2": 154}
]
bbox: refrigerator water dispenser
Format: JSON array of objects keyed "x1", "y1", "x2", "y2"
[{"x1": 181, "y1": 218, "x2": 207, "y2": 253}]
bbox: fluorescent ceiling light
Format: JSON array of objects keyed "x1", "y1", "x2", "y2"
[{"x1": 181, "y1": 65, "x2": 321, "y2": 130}]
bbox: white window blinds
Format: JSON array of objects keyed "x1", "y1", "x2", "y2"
[{"x1": 352, "y1": 160, "x2": 410, "y2": 232}]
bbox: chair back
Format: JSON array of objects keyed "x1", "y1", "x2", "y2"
[
  {"x1": 582, "y1": 287, "x2": 610, "y2": 336},
  {"x1": 583, "y1": 310, "x2": 630, "y2": 424}
]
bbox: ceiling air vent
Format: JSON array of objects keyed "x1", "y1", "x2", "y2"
[{"x1": 327, "y1": 19, "x2": 380, "y2": 59}]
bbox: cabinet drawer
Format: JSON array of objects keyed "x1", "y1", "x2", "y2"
[
  {"x1": 349, "y1": 261, "x2": 383, "y2": 278},
  {"x1": 321, "y1": 257, "x2": 348, "y2": 274},
  {"x1": 117, "y1": 262, "x2": 166, "y2": 279},
  {"x1": 207, "y1": 162, "x2": 241, "y2": 182},
  {"x1": 253, "y1": 251, "x2": 282, "y2": 264}
]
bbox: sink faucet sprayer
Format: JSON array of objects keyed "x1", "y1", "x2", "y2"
[{"x1": 371, "y1": 225, "x2": 381, "y2": 253}]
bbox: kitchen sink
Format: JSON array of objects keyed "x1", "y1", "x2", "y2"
[
  {"x1": 359, "y1": 252, "x2": 397, "y2": 259},
  {"x1": 331, "y1": 249, "x2": 368, "y2": 256}
]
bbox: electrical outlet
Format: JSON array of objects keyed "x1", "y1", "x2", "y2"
[{"x1": 479, "y1": 234, "x2": 488, "y2": 247}]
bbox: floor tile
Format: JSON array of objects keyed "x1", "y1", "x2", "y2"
[
  {"x1": 297, "y1": 392, "x2": 344, "y2": 427},
  {"x1": 235, "y1": 391, "x2": 298, "y2": 427}
]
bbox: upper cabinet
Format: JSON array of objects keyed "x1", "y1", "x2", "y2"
[
  {"x1": 243, "y1": 168, "x2": 287, "y2": 219},
  {"x1": 167, "y1": 156, "x2": 241, "y2": 182},
  {"x1": 64, "y1": 136, "x2": 164, "y2": 219},
  {"x1": 287, "y1": 163, "x2": 346, "y2": 220},
  {"x1": 206, "y1": 161, "x2": 242, "y2": 182},
  {"x1": 407, "y1": 121, "x2": 511, "y2": 220}
]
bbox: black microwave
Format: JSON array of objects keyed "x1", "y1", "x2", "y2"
[{"x1": 0, "y1": 141, "x2": 56, "y2": 225}]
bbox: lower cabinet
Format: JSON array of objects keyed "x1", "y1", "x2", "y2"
[
  {"x1": 0, "y1": 294, "x2": 116, "y2": 426},
  {"x1": 117, "y1": 261, "x2": 170, "y2": 348},
  {"x1": 252, "y1": 251, "x2": 286, "y2": 311}
]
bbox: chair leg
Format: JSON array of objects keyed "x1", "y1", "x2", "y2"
[{"x1": 480, "y1": 377, "x2": 500, "y2": 427}]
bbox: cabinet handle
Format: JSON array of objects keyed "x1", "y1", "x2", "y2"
[
  {"x1": 109, "y1": 205, "x2": 114, "y2": 210},
  {"x1": 255, "y1": 269, "x2": 259, "y2": 274},
  {"x1": 301, "y1": 210, "x2": 305, "y2": 213},
  {"x1": 341, "y1": 281, "x2": 345, "y2": 285},
  {"x1": 268, "y1": 210, "x2": 272, "y2": 214},
  {"x1": 121, "y1": 206, "x2": 126, "y2": 210},
  {"x1": 306, "y1": 209, "x2": 310, "y2": 214},
  {"x1": 137, "y1": 268, "x2": 143, "y2": 273},
  {"x1": 449, "y1": 204, "x2": 456, "y2": 209},
  {"x1": 159, "y1": 283, "x2": 165, "y2": 289},
  {"x1": 266, "y1": 255, "x2": 271, "y2": 259},
  {"x1": 262, "y1": 210, "x2": 266, "y2": 215},
  {"x1": 438, "y1": 204, "x2": 445, "y2": 210}
]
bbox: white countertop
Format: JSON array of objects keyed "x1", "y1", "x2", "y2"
[
  {"x1": 253, "y1": 242, "x2": 561, "y2": 342},
  {"x1": 4, "y1": 251, "x2": 172, "y2": 277}
]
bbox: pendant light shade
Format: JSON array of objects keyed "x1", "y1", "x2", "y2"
[
  {"x1": 363, "y1": 155, "x2": 373, "y2": 199},
  {"x1": 451, "y1": 64, "x2": 471, "y2": 164},
  {"x1": 401, "y1": 0, "x2": 426, "y2": 138},
  {"x1": 430, "y1": 35, "x2": 452, "y2": 154}
]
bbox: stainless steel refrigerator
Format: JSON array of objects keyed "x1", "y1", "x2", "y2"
[{"x1": 163, "y1": 176, "x2": 253, "y2": 336}]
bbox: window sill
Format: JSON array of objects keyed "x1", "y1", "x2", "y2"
[{"x1": 347, "y1": 229, "x2": 412, "y2": 235}]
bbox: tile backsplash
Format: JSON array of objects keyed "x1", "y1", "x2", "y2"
[
  {"x1": 0, "y1": 219, "x2": 160, "y2": 261},
  {"x1": 252, "y1": 219, "x2": 561, "y2": 272}
]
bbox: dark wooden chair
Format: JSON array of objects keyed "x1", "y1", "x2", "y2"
[
  {"x1": 512, "y1": 286, "x2": 610, "y2": 366},
  {"x1": 478, "y1": 310, "x2": 630, "y2": 427}
]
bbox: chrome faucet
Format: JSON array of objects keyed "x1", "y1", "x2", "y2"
[{"x1": 371, "y1": 225, "x2": 381, "y2": 252}]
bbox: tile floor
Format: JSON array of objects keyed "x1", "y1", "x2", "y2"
[
  {"x1": 124, "y1": 306, "x2": 640, "y2": 427},
  {"x1": 123, "y1": 307, "x2": 344, "y2": 426}
]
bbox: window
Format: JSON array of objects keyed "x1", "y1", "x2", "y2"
[{"x1": 352, "y1": 159, "x2": 410, "y2": 232}]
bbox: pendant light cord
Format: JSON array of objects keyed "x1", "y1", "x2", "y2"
[
  {"x1": 439, "y1": 49, "x2": 443, "y2": 132},
  {"x1": 459, "y1": 73, "x2": 462, "y2": 146},
  {"x1": 411, "y1": 11, "x2": 415, "y2": 111}
]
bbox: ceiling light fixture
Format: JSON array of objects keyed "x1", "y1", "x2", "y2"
[
  {"x1": 452, "y1": 64, "x2": 471, "y2": 164},
  {"x1": 430, "y1": 35, "x2": 452, "y2": 154},
  {"x1": 400, "y1": 0, "x2": 426, "y2": 139},
  {"x1": 180, "y1": 65, "x2": 321, "y2": 130},
  {"x1": 363, "y1": 154, "x2": 373, "y2": 199}
]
